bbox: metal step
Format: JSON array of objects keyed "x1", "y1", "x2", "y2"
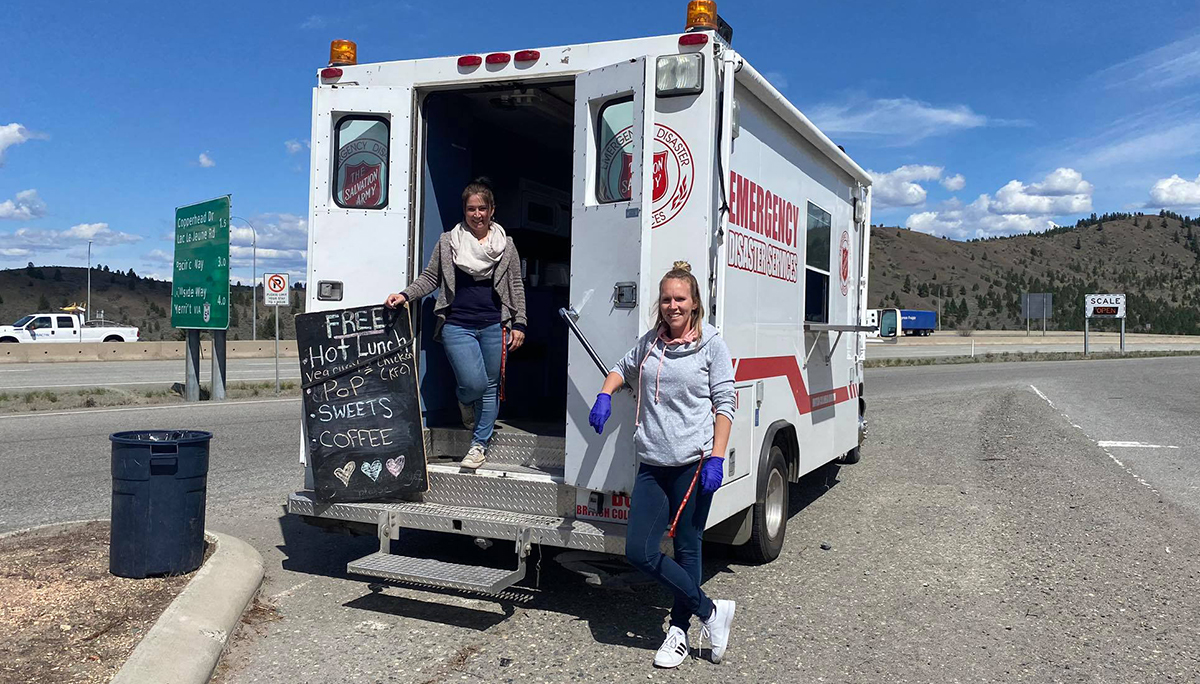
[
  {"x1": 348, "y1": 551, "x2": 526, "y2": 594},
  {"x1": 425, "y1": 425, "x2": 565, "y2": 470},
  {"x1": 423, "y1": 465, "x2": 572, "y2": 517}
]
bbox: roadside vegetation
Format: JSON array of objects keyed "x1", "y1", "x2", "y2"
[
  {"x1": 0, "y1": 381, "x2": 299, "y2": 414},
  {"x1": 865, "y1": 349, "x2": 1200, "y2": 368}
]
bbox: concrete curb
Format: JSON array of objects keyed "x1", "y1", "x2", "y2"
[{"x1": 111, "y1": 530, "x2": 265, "y2": 684}]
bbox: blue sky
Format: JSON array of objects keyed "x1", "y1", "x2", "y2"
[{"x1": 2, "y1": 0, "x2": 1199, "y2": 282}]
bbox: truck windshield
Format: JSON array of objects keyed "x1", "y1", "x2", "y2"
[{"x1": 13, "y1": 316, "x2": 33, "y2": 327}]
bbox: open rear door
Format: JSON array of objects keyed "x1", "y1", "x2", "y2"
[{"x1": 565, "y1": 58, "x2": 655, "y2": 496}]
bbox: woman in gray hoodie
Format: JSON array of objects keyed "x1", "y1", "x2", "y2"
[{"x1": 589, "y1": 262, "x2": 737, "y2": 669}]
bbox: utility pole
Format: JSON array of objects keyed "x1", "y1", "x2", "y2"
[
  {"x1": 86, "y1": 240, "x2": 92, "y2": 319},
  {"x1": 232, "y1": 216, "x2": 258, "y2": 340}
]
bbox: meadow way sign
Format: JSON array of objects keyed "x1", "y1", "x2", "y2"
[
  {"x1": 1085, "y1": 293, "x2": 1126, "y2": 319},
  {"x1": 171, "y1": 196, "x2": 231, "y2": 330}
]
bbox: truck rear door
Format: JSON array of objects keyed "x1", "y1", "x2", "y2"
[
  {"x1": 565, "y1": 57, "x2": 656, "y2": 496},
  {"x1": 308, "y1": 85, "x2": 414, "y2": 311}
]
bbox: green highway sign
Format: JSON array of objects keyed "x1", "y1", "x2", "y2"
[{"x1": 171, "y1": 196, "x2": 230, "y2": 329}]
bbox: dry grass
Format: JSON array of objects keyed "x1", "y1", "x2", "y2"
[
  {"x1": 0, "y1": 522, "x2": 199, "y2": 684},
  {"x1": 0, "y1": 382, "x2": 300, "y2": 414}
]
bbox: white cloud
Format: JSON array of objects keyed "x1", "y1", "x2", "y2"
[
  {"x1": 285, "y1": 139, "x2": 308, "y2": 154},
  {"x1": 0, "y1": 123, "x2": 46, "y2": 165},
  {"x1": 198, "y1": 152, "x2": 216, "y2": 168},
  {"x1": 300, "y1": 15, "x2": 327, "y2": 29},
  {"x1": 807, "y1": 96, "x2": 994, "y2": 145},
  {"x1": 0, "y1": 189, "x2": 47, "y2": 220},
  {"x1": 989, "y1": 168, "x2": 1093, "y2": 215},
  {"x1": 869, "y1": 165, "x2": 942, "y2": 208},
  {"x1": 1149, "y1": 173, "x2": 1200, "y2": 207},
  {"x1": 0, "y1": 248, "x2": 32, "y2": 257},
  {"x1": 1067, "y1": 96, "x2": 1200, "y2": 169},
  {"x1": 904, "y1": 167, "x2": 1092, "y2": 239},
  {"x1": 940, "y1": 174, "x2": 965, "y2": 191},
  {"x1": 144, "y1": 249, "x2": 174, "y2": 263},
  {"x1": 227, "y1": 212, "x2": 309, "y2": 281},
  {"x1": 1093, "y1": 33, "x2": 1200, "y2": 91},
  {"x1": 0, "y1": 223, "x2": 142, "y2": 256}
]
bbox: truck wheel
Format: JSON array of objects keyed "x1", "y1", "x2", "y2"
[
  {"x1": 741, "y1": 445, "x2": 788, "y2": 564},
  {"x1": 0, "y1": 338, "x2": 17, "y2": 344},
  {"x1": 103, "y1": 336, "x2": 123, "y2": 343},
  {"x1": 837, "y1": 447, "x2": 861, "y2": 464}
]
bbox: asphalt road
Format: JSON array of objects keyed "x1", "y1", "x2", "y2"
[
  {"x1": 1, "y1": 357, "x2": 1197, "y2": 681},
  {"x1": 0, "y1": 357, "x2": 302, "y2": 391}
]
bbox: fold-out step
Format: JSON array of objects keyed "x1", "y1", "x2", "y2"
[{"x1": 348, "y1": 551, "x2": 527, "y2": 594}]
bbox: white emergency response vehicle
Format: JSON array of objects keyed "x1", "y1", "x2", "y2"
[{"x1": 288, "y1": 2, "x2": 895, "y2": 593}]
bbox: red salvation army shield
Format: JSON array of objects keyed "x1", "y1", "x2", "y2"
[
  {"x1": 344, "y1": 162, "x2": 382, "y2": 207},
  {"x1": 619, "y1": 153, "x2": 633, "y2": 199},
  {"x1": 839, "y1": 231, "x2": 851, "y2": 296},
  {"x1": 652, "y1": 150, "x2": 669, "y2": 202}
]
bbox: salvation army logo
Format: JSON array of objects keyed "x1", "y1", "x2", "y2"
[
  {"x1": 599, "y1": 124, "x2": 694, "y2": 228},
  {"x1": 343, "y1": 162, "x2": 382, "y2": 207},
  {"x1": 838, "y1": 231, "x2": 851, "y2": 296}
]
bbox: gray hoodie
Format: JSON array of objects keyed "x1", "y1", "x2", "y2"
[{"x1": 611, "y1": 322, "x2": 736, "y2": 467}]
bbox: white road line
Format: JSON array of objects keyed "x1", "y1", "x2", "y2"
[
  {"x1": 1029, "y1": 385, "x2": 1159, "y2": 494},
  {"x1": 0, "y1": 397, "x2": 300, "y2": 420},
  {"x1": 1, "y1": 376, "x2": 302, "y2": 390},
  {"x1": 1097, "y1": 441, "x2": 1180, "y2": 449}
]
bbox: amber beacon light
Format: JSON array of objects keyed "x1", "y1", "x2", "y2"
[
  {"x1": 329, "y1": 40, "x2": 358, "y2": 66},
  {"x1": 685, "y1": 1, "x2": 718, "y2": 31}
]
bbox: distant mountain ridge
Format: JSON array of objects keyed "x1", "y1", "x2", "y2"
[{"x1": 868, "y1": 210, "x2": 1200, "y2": 334}]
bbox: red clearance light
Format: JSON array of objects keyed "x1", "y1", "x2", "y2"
[
  {"x1": 679, "y1": 33, "x2": 709, "y2": 46},
  {"x1": 514, "y1": 50, "x2": 540, "y2": 62},
  {"x1": 458, "y1": 55, "x2": 483, "y2": 67},
  {"x1": 321, "y1": 67, "x2": 343, "y2": 79},
  {"x1": 485, "y1": 52, "x2": 511, "y2": 65}
]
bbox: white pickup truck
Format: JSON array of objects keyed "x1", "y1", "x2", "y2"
[{"x1": 0, "y1": 312, "x2": 139, "y2": 343}]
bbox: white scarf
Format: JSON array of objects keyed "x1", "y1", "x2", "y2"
[{"x1": 449, "y1": 221, "x2": 507, "y2": 280}]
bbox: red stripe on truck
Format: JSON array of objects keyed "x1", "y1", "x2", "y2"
[{"x1": 732, "y1": 356, "x2": 853, "y2": 415}]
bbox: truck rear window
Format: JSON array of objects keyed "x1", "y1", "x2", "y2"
[
  {"x1": 334, "y1": 116, "x2": 389, "y2": 209},
  {"x1": 596, "y1": 98, "x2": 634, "y2": 203}
]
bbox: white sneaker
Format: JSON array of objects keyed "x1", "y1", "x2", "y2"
[
  {"x1": 653, "y1": 625, "x2": 689, "y2": 668},
  {"x1": 700, "y1": 599, "x2": 736, "y2": 664},
  {"x1": 461, "y1": 443, "x2": 487, "y2": 469}
]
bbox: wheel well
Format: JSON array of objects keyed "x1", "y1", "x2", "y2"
[
  {"x1": 771, "y1": 424, "x2": 800, "y2": 482},
  {"x1": 0, "y1": 337, "x2": 18, "y2": 344},
  {"x1": 103, "y1": 335, "x2": 123, "y2": 343}
]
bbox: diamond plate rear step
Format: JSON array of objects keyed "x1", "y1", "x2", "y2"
[
  {"x1": 348, "y1": 528, "x2": 533, "y2": 594},
  {"x1": 425, "y1": 426, "x2": 565, "y2": 469}
]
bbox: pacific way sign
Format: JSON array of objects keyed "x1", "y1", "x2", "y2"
[
  {"x1": 1085, "y1": 293, "x2": 1126, "y2": 319},
  {"x1": 171, "y1": 196, "x2": 230, "y2": 330}
]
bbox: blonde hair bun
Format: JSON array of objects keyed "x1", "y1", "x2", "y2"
[{"x1": 672, "y1": 260, "x2": 692, "y2": 273}]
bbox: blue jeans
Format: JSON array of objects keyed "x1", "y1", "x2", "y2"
[
  {"x1": 441, "y1": 323, "x2": 502, "y2": 446},
  {"x1": 626, "y1": 462, "x2": 715, "y2": 630}
]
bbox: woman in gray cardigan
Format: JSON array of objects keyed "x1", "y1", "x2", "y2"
[{"x1": 385, "y1": 179, "x2": 526, "y2": 469}]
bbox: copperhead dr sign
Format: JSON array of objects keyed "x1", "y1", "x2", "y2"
[{"x1": 1085, "y1": 293, "x2": 1126, "y2": 319}]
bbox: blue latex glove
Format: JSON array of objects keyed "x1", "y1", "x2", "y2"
[
  {"x1": 699, "y1": 457, "x2": 724, "y2": 493},
  {"x1": 589, "y1": 393, "x2": 612, "y2": 434}
]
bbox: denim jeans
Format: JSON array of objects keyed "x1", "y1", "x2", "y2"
[
  {"x1": 440, "y1": 323, "x2": 502, "y2": 447},
  {"x1": 626, "y1": 461, "x2": 715, "y2": 630}
]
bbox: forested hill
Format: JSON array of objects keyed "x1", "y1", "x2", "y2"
[{"x1": 868, "y1": 211, "x2": 1200, "y2": 334}]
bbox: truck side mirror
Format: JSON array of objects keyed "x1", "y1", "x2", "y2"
[{"x1": 878, "y1": 310, "x2": 898, "y2": 339}]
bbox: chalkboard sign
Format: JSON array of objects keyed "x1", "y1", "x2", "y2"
[{"x1": 297, "y1": 304, "x2": 428, "y2": 503}]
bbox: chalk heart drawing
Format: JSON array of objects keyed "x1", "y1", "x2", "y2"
[
  {"x1": 361, "y1": 460, "x2": 383, "y2": 482},
  {"x1": 334, "y1": 461, "x2": 356, "y2": 487},
  {"x1": 386, "y1": 456, "x2": 404, "y2": 477}
]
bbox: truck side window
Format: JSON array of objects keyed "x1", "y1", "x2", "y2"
[
  {"x1": 595, "y1": 98, "x2": 634, "y2": 203},
  {"x1": 804, "y1": 202, "x2": 831, "y2": 323},
  {"x1": 56, "y1": 316, "x2": 75, "y2": 329},
  {"x1": 334, "y1": 116, "x2": 389, "y2": 209},
  {"x1": 29, "y1": 316, "x2": 52, "y2": 330}
]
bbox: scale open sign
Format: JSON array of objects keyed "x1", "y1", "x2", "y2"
[
  {"x1": 1085, "y1": 293, "x2": 1125, "y2": 319},
  {"x1": 264, "y1": 273, "x2": 289, "y2": 306}
]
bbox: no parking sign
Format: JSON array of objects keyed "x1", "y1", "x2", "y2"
[{"x1": 264, "y1": 273, "x2": 289, "y2": 307}]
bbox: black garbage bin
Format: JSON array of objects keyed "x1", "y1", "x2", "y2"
[{"x1": 109, "y1": 430, "x2": 211, "y2": 578}]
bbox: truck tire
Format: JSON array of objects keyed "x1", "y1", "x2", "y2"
[
  {"x1": 0, "y1": 338, "x2": 17, "y2": 344},
  {"x1": 741, "y1": 445, "x2": 788, "y2": 564},
  {"x1": 837, "y1": 446, "x2": 861, "y2": 464},
  {"x1": 103, "y1": 336, "x2": 123, "y2": 343}
]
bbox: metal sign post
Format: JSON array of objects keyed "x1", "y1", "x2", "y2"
[
  {"x1": 1021, "y1": 293, "x2": 1053, "y2": 337},
  {"x1": 172, "y1": 196, "x2": 231, "y2": 401},
  {"x1": 1084, "y1": 293, "x2": 1126, "y2": 355},
  {"x1": 263, "y1": 273, "x2": 290, "y2": 394}
]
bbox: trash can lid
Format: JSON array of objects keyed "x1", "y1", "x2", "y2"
[{"x1": 109, "y1": 430, "x2": 213, "y2": 445}]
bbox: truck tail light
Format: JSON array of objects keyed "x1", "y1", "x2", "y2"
[
  {"x1": 485, "y1": 53, "x2": 511, "y2": 65},
  {"x1": 679, "y1": 33, "x2": 708, "y2": 46},
  {"x1": 321, "y1": 67, "x2": 343, "y2": 80},
  {"x1": 458, "y1": 55, "x2": 483, "y2": 68},
  {"x1": 514, "y1": 50, "x2": 540, "y2": 62}
]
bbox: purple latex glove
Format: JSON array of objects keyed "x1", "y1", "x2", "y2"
[
  {"x1": 589, "y1": 393, "x2": 612, "y2": 434},
  {"x1": 699, "y1": 457, "x2": 724, "y2": 493}
]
